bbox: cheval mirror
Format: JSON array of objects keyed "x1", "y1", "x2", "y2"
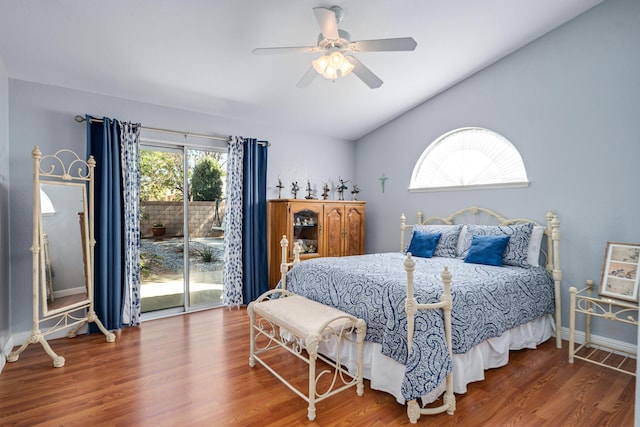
[{"x1": 7, "y1": 146, "x2": 115, "y2": 368}]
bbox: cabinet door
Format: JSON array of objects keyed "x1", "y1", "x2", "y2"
[
  {"x1": 323, "y1": 205, "x2": 344, "y2": 257},
  {"x1": 289, "y1": 202, "x2": 323, "y2": 260},
  {"x1": 343, "y1": 204, "x2": 366, "y2": 256},
  {"x1": 267, "y1": 201, "x2": 289, "y2": 288}
]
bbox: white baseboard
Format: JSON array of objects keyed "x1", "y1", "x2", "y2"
[
  {"x1": 13, "y1": 324, "x2": 89, "y2": 345},
  {"x1": 560, "y1": 326, "x2": 637, "y2": 357},
  {"x1": 11, "y1": 330, "x2": 32, "y2": 347},
  {"x1": 1, "y1": 334, "x2": 14, "y2": 374},
  {"x1": 53, "y1": 286, "x2": 86, "y2": 299}
]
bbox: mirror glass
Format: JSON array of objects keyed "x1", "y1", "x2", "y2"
[{"x1": 40, "y1": 181, "x2": 91, "y2": 316}]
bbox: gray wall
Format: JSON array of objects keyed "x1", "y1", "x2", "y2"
[
  {"x1": 7, "y1": 80, "x2": 355, "y2": 336},
  {"x1": 0, "y1": 49, "x2": 10, "y2": 368},
  {"x1": 355, "y1": 0, "x2": 640, "y2": 346}
]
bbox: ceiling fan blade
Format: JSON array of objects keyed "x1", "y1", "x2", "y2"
[
  {"x1": 252, "y1": 46, "x2": 318, "y2": 55},
  {"x1": 347, "y1": 56, "x2": 383, "y2": 89},
  {"x1": 296, "y1": 67, "x2": 318, "y2": 88},
  {"x1": 349, "y1": 37, "x2": 417, "y2": 52},
  {"x1": 313, "y1": 7, "x2": 339, "y2": 40}
]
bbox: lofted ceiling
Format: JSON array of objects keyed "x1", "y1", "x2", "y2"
[{"x1": 0, "y1": 0, "x2": 604, "y2": 141}]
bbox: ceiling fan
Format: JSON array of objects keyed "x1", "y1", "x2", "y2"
[{"x1": 252, "y1": 6, "x2": 417, "y2": 89}]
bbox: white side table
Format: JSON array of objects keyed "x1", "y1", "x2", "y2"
[{"x1": 569, "y1": 280, "x2": 638, "y2": 376}]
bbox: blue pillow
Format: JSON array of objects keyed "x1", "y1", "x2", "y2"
[
  {"x1": 464, "y1": 235, "x2": 511, "y2": 266},
  {"x1": 407, "y1": 231, "x2": 442, "y2": 258},
  {"x1": 459, "y1": 222, "x2": 533, "y2": 267}
]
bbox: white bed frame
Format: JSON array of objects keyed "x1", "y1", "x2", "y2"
[
  {"x1": 400, "y1": 206, "x2": 561, "y2": 422},
  {"x1": 279, "y1": 206, "x2": 561, "y2": 424}
]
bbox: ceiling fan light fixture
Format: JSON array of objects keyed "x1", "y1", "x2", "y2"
[
  {"x1": 312, "y1": 55, "x2": 330, "y2": 74},
  {"x1": 323, "y1": 66, "x2": 338, "y2": 80},
  {"x1": 329, "y1": 51, "x2": 344, "y2": 66},
  {"x1": 339, "y1": 56, "x2": 354, "y2": 77},
  {"x1": 313, "y1": 51, "x2": 353, "y2": 80}
]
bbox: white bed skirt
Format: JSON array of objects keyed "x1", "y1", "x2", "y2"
[{"x1": 318, "y1": 314, "x2": 554, "y2": 405}]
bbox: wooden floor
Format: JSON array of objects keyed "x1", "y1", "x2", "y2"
[{"x1": 0, "y1": 307, "x2": 635, "y2": 426}]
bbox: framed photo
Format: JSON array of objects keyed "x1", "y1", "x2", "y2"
[{"x1": 598, "y1": 242, "x2": 640, "y2": 303}]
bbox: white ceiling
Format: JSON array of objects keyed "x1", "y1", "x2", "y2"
[{"x1": 0, "y1": 0, "x2": 604, "y2": 141}]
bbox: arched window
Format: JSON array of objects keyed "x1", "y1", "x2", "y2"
[
  {"x1": 409, "y1": 127, "x2": 529, "y2": 192},
  {"x1": 40, "y1": 189, "x2": 56, "y2": 214}
]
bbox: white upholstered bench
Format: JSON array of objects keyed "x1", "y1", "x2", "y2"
[{"x1": 248, "y1": 289, "x2": 366, "y2": 421}]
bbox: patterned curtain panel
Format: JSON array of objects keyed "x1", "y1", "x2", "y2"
[
  {"x1": 120, "y1": 122, "x2": 141, "y2": 326},
  {"x1": 223, "y1": 136, "x2": 244, "y2": 306}
]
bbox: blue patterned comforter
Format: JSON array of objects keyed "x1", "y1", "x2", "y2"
[{"x1": 282, "y1": 252, "x2": 555, "y2": 400}]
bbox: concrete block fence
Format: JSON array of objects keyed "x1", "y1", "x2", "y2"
[{"x1": 141, "y1": 201, "x2": 225, "y2": 238}]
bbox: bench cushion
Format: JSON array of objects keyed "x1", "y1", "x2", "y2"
[{"x1": 252, "y1": 295, "x2": 355, "y2": 340}]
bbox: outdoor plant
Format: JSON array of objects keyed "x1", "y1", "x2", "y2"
[
  {"x1": 192, "y1": 246, "x2": 216, "y2": 263},
  {"x1": 151, "y1": 223, "x2": 166, "y2": 237},
  {"x1": 140, "y1": 252, "x2": 163, "y2": 279}
]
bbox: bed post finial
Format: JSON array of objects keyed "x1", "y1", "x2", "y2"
[
  {"x1": 404, "y1": 252, "x2": 415, "y2": 273},
  {"x1": 293, "y1": 241, "x2": 302, "y2": 265},
  {"x1": 545, "y1": 211, "x2": 554, "y2": 223},
  {"x1": 280, "y1": 235, "x2": 289, "y2": 291}
]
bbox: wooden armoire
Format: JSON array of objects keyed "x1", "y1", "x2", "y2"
[{"x1": 267, "y1": 199, "x2": 366, "y2": 288}]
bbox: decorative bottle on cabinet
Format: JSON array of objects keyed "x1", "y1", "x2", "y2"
[{"x1": 267, "y1": 199, "x2": 366, "y2": 288}]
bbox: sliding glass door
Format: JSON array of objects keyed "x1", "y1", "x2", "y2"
[
  {"x1": 139, "y1": 144, "x2": 226, "y2": 317},
  {"x1": 186, "y1": 148, "x2": 226, "y2": 309}
]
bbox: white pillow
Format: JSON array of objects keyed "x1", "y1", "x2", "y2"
[
  {"x1": 456, "y1": 225, "x2": 468, "y2": 257},
  {"x1": 527, "y1": 225, "x2": 545, "y2": 267}
]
